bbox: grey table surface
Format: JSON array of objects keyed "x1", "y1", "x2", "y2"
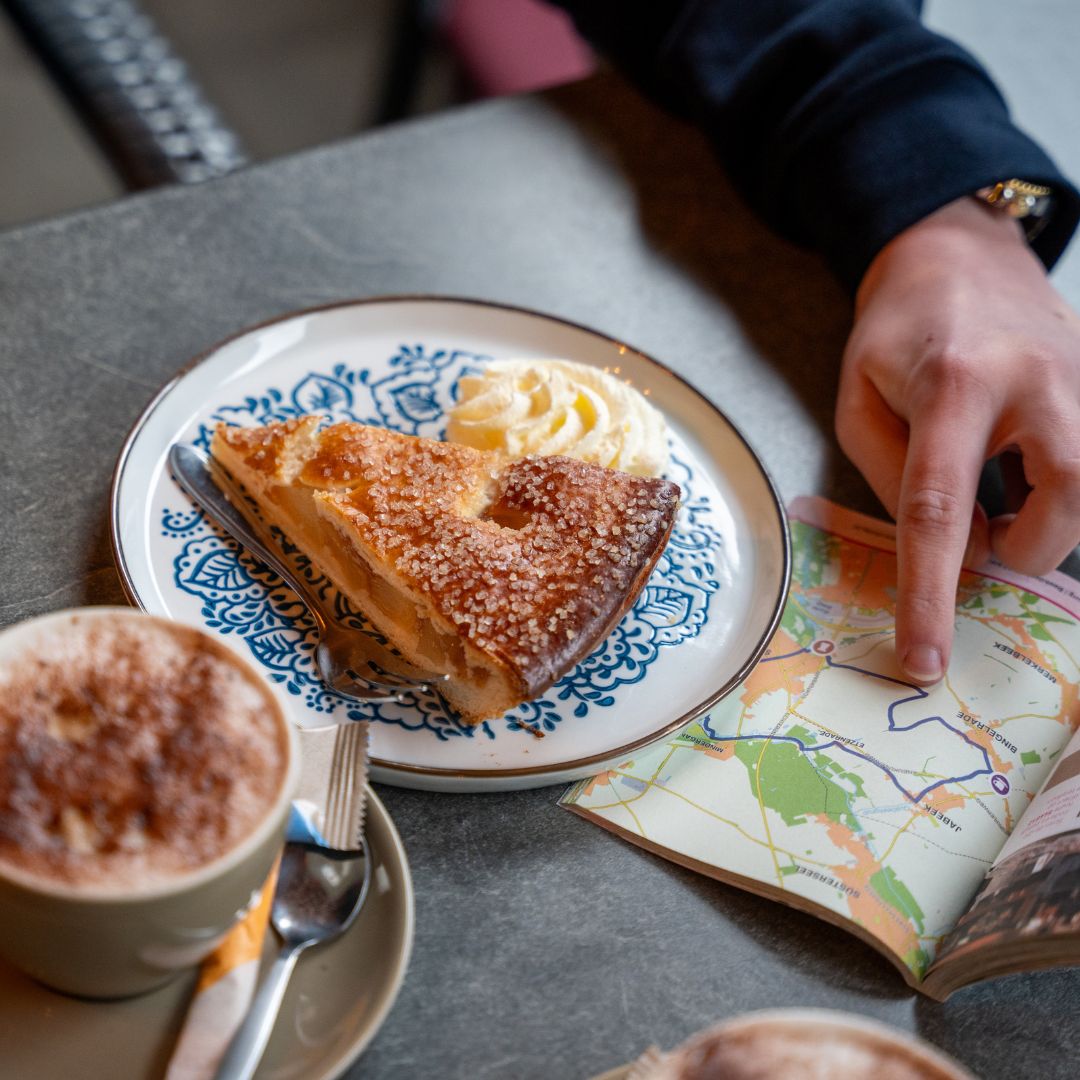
[{"x1": 3, "y1": 7, "x2": 1080, "y2": 1078}]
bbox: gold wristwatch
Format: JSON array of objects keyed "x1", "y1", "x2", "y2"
[{"x1": 974, "y1": 178, "x2": 1054, "y2": 240}]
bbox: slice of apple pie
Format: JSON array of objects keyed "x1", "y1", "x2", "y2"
[{"x1": 211, "y1": 417, "x2": 679, "y2": 723}]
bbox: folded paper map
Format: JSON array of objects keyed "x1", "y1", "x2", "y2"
[{"x1": 563, "y1": 497, "x2": 1080, "y2": 999}]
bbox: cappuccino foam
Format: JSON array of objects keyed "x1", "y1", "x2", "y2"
[
  {"x1": 649, "y1": 1016, "x2": 966, "y2": 1080},
  {"x1": 0, "y1": 612, "x2": 288, "y2": 892}
]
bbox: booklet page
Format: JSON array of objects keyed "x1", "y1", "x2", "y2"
[
  {"x1": 563, "y1": 497, "x2": 1080, "y2": 981},
  {"x1": 932, "y1": 723, "x2": 1080, "y2": 970}
]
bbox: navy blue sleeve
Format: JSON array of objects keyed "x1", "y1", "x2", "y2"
[{"x1": 549, "y1": 0, "x2": 1080, "y2": 290}]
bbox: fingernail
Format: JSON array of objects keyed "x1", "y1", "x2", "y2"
[{"x1": 903, "y1": 645, "x2": 943, "y2": 683}]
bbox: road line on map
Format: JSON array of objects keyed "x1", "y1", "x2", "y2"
[
  {"x1": 838, "y1": 635, "x2": 893, "y2": 664},
  {"x1": 941, "y1": 672, "x2": 972, "y2": 722},
  {"x1": 962, "y1": 613, "x2": 1026, "y2": 650},
  {"x1": 985, "y1": 652, "x2": 1019, "y2": 676},
  {"x1": 782, "y1": 706, "x2": 962, "y2": 786},
  {"x1": 592, "y1": 773, "x2": 837, "y2": 868},
  {"x1": 735, "y1": 701, "x2": 749, "y2": 737},
  {"x1": 878, "y1": 810, "x2": 920, "y2": 862},
  {"x1": 645, "y1": 745, "x2": 679, "y2": 788},
  {"x1": 752, "y1": 734, "x2": 785, "y2": 888},
  {"x1": 701, "y1": 724, "x2": 980, "y2": 809},
  {"x1": 853, "y1": 809, "x2": 992, "y2": 863},
  {"x1": 824, "y1": 656, "x2": 995, "y2": 801},
  {"x1": 596, "y1": 773, "x2": 648, "y2": 837},
  {"x1": 620, "y1": 797, "x2": 646, "y2": 837},
  {"x1": 997, "y1": 710, "x2": 1062, "y2": 723},
  {"x1": 955, "y1": 782, "x2": 1008, "y2": 836}
]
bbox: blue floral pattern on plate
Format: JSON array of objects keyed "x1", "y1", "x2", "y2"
[{"x1": 164, "y1": 345, "x2": 724, "y2": 741}]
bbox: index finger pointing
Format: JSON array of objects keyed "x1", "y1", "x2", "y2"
[{"x1": 895, "y1": 407, "x2": 992, "y2": 684}]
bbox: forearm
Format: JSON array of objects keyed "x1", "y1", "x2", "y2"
[{"x1": 550, "y1": 0, "x2": 1080, "y2": 289}]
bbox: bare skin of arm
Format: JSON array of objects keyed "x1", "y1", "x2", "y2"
[{"x1": 837, "y1": 195, "x2": 1080, "y2": 684}]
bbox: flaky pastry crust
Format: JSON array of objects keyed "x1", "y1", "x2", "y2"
[{"x1": 211, "y1": 418, "x2": 679, "y2": 722}]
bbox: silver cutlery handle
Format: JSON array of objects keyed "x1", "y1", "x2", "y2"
[
  {"x1": 212, "y1": 944, "x2": 303, "y2": 1080},
  {"x1": 168, "y1": 444, "x2": 328, "y2": 626}
]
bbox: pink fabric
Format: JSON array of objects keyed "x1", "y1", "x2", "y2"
[{"x1": 444, "y1": 0, "x2": 595, "y2": 97}]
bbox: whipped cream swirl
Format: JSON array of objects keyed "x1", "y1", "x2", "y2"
[{"x1": 446, "y1": 359, "x2": 669, "y2": 477}]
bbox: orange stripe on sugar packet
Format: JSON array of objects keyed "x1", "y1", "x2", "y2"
[{"x1": 165, "y1": 856, "x2": 281, "y2": 1080}]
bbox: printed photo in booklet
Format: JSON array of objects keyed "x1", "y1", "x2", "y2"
[{"x1": 562, "y1": 497, "x2": 1080, "y2": 1000}]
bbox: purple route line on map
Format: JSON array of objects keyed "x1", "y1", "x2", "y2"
[
  {"x1": 761, "y1": 647, "x2": 811, "y2": 663},
  {"x1": 700, "y1": 653, "x2": 994, "y2": 807},
  {"x1": 824, "y1": 656, "x2": 994, "y2": 800}
]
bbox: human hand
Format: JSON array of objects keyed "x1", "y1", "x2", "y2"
[{"x1": 837, "y1": 195, "x2": 1080, "y2": 685}]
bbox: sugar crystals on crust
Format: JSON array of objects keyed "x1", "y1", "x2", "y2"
[{"x1": 212, "y1": 418, "x2": 680, "y2": 722}]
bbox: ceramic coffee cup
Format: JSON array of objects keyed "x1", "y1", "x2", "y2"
[{"x1": 0, "y1": 607, "x2": 299, "y2": 999}]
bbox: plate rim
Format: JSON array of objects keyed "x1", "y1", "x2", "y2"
[{"x1": 109, "y1": 294, "x2": 792, "y2": 782}]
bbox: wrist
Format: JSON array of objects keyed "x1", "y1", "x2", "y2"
[
  {"x1": 908, "y1": 194, "x2": 1034, "y2": 260},
  {"x1": 855, "y1": 195, "x2": 1035, "y2": 313}
]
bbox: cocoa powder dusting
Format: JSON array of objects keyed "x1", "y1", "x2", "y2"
[{"x1": 0, "y1": 616, "x2": 287, "y2": 890}]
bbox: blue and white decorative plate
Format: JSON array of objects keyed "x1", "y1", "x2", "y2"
[{"x1": 111, "y1": 298, "x2": 789, "y2": 792}]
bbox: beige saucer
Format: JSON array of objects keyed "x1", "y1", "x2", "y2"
[{"x1": 0, "y1": 788, "x2": 414, "y2": 1080}]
